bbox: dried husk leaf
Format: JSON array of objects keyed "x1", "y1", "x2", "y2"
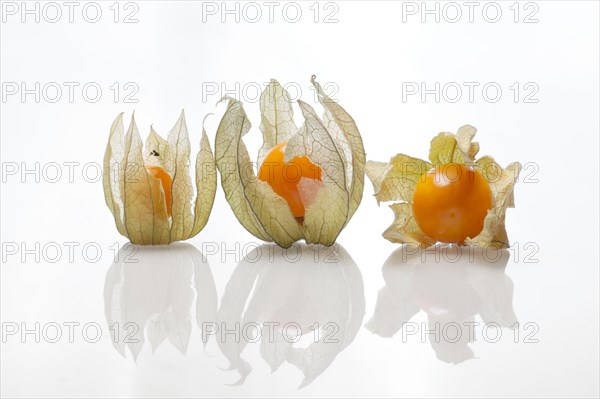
[
  {"x1": 429, "y1": 125, "x2": 479, "y2": 166},
  {"x1": 215, "y1": 98, "x2": 303, "y2": 248},
  {"x1": 383, "y1": 203, "x2": 436, "y2": 248},
  {"x1": 122, "y1": 115, "x2": 170, "y2": 245},
  {"x1": 366, "y1": 155, "x2": 432, "y2": 204},
  {"x1": 190, "y1": 125, "x2": 217, "y2": 237},
  {"x1": 364, "y1": 161, "x2": 391, "y2": 202},
  {"x1": 311, "y1": 76, "x2": 366, "y2": 221},
  {"x1": 257, "y1": 80, "x2": 297, "y2": 166},
  {"x1": 456, "y1": 124, "x2": 478, "y2": 162},
  {"x1": 284, "y1": 100, "x2": 349, "y2": 245},
  {"x1": 144, "y1": 127, "x2": 170, "y2": 168},
  {"x1": 167, "y1": 111, "x2": 195, "y2": 242},
  {"x1": 468, "y1": 141, "x2": 480, "y2": 160},
  {"x1": 429, "y1": 132, "x2": 464, "y2": 165},
  {"x1": 103, "y1": 113, "x2": 127, "y2": 236},
  {"x1": 466, "y1": 159, "x2": 521, "y2": 248}
]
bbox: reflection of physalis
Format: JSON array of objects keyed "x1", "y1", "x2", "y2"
[
  {"x1": 216, "y1": 244, "x2": 365, "y2": 387},
  {"x1": 365, "y1": 246, "x2": 517, "y2": 365},
  {"x1": 103, "y1": 111, "x2": 217, "y2": 245},
  {"x1": 215, "y1": 76, "x2": 366, "y2": 248},
  {"x1": 366, "y1": 126, "x2": 521, "y2": 248},
  {"x1": 104, "y1": 244, "x2": 217, "y2": 360}
]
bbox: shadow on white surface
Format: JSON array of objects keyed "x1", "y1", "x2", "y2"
[
  {"x1": 216, "y1": 243, "x2": 365, "y2": 388},
  {"x1": 104, "y1": 243, "x2": 217, "y2": 360},
  {"x1": 366, "y1": 245, "x2": 517, "y2": 364}
]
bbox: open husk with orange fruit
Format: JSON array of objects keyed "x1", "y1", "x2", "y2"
[
  {"x1": 366, "y1": 126, "x2": 521, "y2": 248},
  {"x1": 215, "y1": 76, "x2": 366, "y2": 248}
]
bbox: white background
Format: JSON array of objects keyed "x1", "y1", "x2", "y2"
[{"x1": 1, "y1": 1, "x2": 599, "y2": 397}]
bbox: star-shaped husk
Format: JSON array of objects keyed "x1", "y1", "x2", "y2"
[
  {"x1": 366, "y1": 125, "x2": 521, "y2": 249},
  {"x1": 103, "y1": 111, "x2": 217, "y2": 245},
  {"x1": 214, "y1": 76, "x2": 366, "y2": 248}
]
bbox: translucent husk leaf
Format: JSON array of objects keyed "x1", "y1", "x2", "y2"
[
  {"x1": 366, "y1": 154, "x2": 432, "y2": 204},
  {"x1": 364, "y1": 161, "x2": 391, "y2": 202},
  {"x1": 429, "y1": 124, "x2": 479, "y2": 166},
  {"x1": 367, "y1": 126, "x2": 520, "y2": 248},
  {"x1": 383, "y1": 203, "x2": 436, "y2": 248},
  {"x1": 468, "y1": 142, "x2": 480, "y2": 160},
  {"x1": 122, "y1": 115, "x2": 170, "y2": 245},
  {"x1": 466, "y1": 159, "x2": 521, "y2": 248},
  {"x1": 190, "y1": 124, "x2": 217, "y2": 237},
  {"x1": 104, "y1": 112, "x2": 216, "y2": 245},
  {"x1": 215, "y1": 98, "x2": 303, "y2": 248},
  {"x1": 167, "y1": 111, "x2": 195, "y2": 242},
  {"x1": 144, "y1": 127, "x2": 170, "y2": 168},
  {"x1": 103, "y1": 113, "x2": 127, "y2": 236},
  {"x1": 257, "y1": 80, "x2": 297, "y2": 166},
  {"x1": 310, "y1": 75, "x2": 366, "y2": 221},
  {"x1": 456, "y1": 124, "x2": 479, "y2": 162},
  {"x1": 285, "y1": 100, "x2": 349, "y2": 245}
]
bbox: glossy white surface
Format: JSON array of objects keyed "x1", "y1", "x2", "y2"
[
  {"x1": 2, "y1": 242, "x2": 598, "y2": 397},
  {"x1": 1, "y1": 1, "x2": 599, "y2": 397}
]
